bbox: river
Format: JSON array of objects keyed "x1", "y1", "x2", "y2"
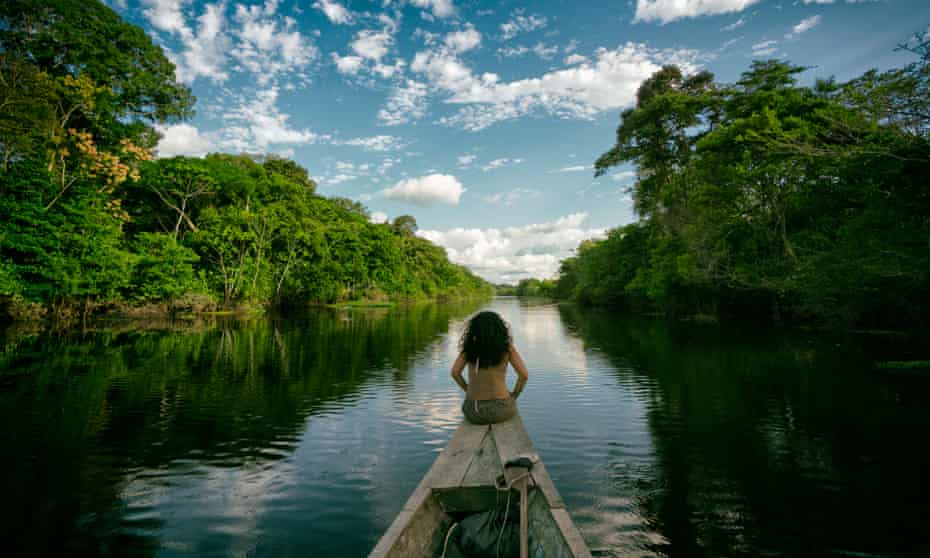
[{"x1": 2, "y1": 297, "x2": 929, "y2": 557}]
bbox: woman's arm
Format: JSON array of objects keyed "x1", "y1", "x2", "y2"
[
  {"x1": 508, "y1": 345, "x2": 529, "y2": 399},
  {"x1": 450, "y1": 352, "x2": 468, "y2": 393}
]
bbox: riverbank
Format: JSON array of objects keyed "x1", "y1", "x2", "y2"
[{"x1": 0, "y1": 290, "x2": 494, "y2": 332}]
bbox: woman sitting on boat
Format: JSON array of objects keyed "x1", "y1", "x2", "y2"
[{"x1": 451, "y1": 311, "x2": 529, "y2": 424}]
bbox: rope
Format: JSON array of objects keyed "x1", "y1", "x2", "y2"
[
  {"x1": 495, "y1": 471, "x2": 533, "y2": 558},
  {"x1": 440, "y1": 522, "x2": 459, "y2": 558}
]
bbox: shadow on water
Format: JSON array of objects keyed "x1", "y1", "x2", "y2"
[
  {"x1": 0, "y1": 301, "x2": 483, "y2": 557},
  {"x1": 558, "y1": 305, "x2": 930, "y2": 558}
]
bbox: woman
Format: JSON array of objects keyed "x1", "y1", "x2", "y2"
[{"x1": 450, "y1": 311, "x2": 529, "y2": 425}]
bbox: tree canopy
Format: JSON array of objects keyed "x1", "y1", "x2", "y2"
[
  {"x1": 561, "y1": 36, "x2": 930, "y2": 328},
  {"x1": 0, "y1": 1, "x2": 491, "y2": 320}
]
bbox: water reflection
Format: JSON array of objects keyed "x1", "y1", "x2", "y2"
[
  {"x1": 3, "y1": 299, "x2": 930, "y2": 557},
  {"x1": 558, "y1": 306, "x2": 930, "y2": 557},
  {"x1": 0, "y1": 302, "x2": 483, "y2": 557}
]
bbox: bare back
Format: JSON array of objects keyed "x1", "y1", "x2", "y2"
[
  {"x1": 465, "y1": 356, "x2": 511, "y2": 400},
  {"x1": 450, "y1": 345, "x2": 529, "y2": 402}
]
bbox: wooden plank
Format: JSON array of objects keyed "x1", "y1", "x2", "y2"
[
  {"x1": 369, "y1": 494, "x2": 450, "y2": 558},
  {"x1": 550, "y1": 508, "x2": 594, "y2": 558},
  {"x1": 369, "y1": 422, "x2": 488, "y2": 557},
  {"x1": 461, "y1": 427, "x2": 503, "y2": 487},
  {"x1": 397, "y1": 422, "x2": 488, "y2": 514},
  {"x1": 491, "y1": 415, "x2": 565, "y2": 509}
]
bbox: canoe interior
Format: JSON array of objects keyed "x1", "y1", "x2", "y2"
[{"x1": 369, "y1": 416, "x2": 592, "y2": 558}]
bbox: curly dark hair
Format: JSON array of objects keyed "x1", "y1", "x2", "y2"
[{"x1": 460, "y1": 311, "x2": 511, "y2": 367}]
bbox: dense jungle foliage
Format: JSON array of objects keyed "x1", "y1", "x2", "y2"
[
  {"x1": 0, "y1": 0, "x2": 490, "y2": 321},
  {"x1": 557, "y1": 36, "x2": 930, "y2": 328}
]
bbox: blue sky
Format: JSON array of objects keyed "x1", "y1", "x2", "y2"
[{"x1": 116, "y1": 0, "x2": 930, "y2": 283}]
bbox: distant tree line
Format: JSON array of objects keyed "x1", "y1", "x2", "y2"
[
  {"x1": 553, "y1": 36, "x2": 930, "y2": 328},
  {"x1": 0, "y1": 0, "x2": 491, "y2": 321}
]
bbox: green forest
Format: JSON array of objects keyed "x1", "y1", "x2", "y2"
[
  {"x1": 0, "y1": 0, "x2": 491, "y2": 322},
  {"x1": 552, "y1": 37, "x2": 930, "y2": 329}
]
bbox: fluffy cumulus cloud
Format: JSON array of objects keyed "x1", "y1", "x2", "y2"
[
  {"x1": 223, "y1": 87, "x2": 323, "y2": 148},
  {"x1": 634, "y1": 0, "x2": 762, "y2": 25},
  {"x1": 370, "y1": 211, "x2": 389, "y2": 224},
  {"x1": 413, "y1": 41, "x2": 702, "y2": 131},
  {"x1": 378, "y1": 80, "x2": 430, "y2": 125},
  {"x1": 419, "y1": 213, "x2": 606, "y2": 282},
  {"x1": 145, "y1": 0, "x2": 317, "y2": 86},
  {"x1": 564, "y1": 53, "x2": 588, "y2": 65},
  {"x1": 312, "y1": 0, "x2": 354, "y2": 24},
  {"x1": 154, "y1": 123, "x2": 215, "y2": 157},
  {"x1": 786, "y1": 15, "x2": 822, "y2": 38},
  {"x1": 333, "y1": 27, "x2": 405, "y2": 78},
  {"x1": 381, "y1": 174, "x2": 465, "y2": 205},
  {"x1": 142, "y1": 0, "x2": 188, "y2": 34},
  {"x1": 410, "y1": 0, "x2": 456, "y2": 19},
  {"x1": 154, "y1": 86, "x2": 326, "y2": 156},
  {"x1": 445, "y1": 28, "x2": 482, "y2": 53},
  {"x1": 230, "y1": 0, "x2": 318, "y2": 85}
]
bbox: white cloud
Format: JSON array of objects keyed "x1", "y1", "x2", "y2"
[
  {"x1": 785, "y1": 15, "x2": 821, "y2": 38},
  {"x1": 312, "y1": 0, "x2": 354, "y2": 24},
  {"x1": 481, "y1": 158, "x2": 524, "y2": 171},
  {"x1": 410, "y1": 0, "x2": 456, "y2": 18},
  {"x1": 157, "y1": 86, "x2": 328, "y2": 157},
  {"x1": 633, "y1": 0, "x2": 762, "y2": 24},
  {"x1": 154, "y1": 123, "x2": 215, "y2": 157},
  {"x1": 445, "y1": 28, "x2": 482, "y2": 53},
  {"x1": 419, "y1": 213, "x2": 607, "y2": 282},
  {"x1": 230, "y1": 1, "x2": 318, "y2": 86},
  {"x1": 551, "y1": 165, "x2": 590, "y2": 173},
  {"x1": 142, "y1": 0, "x2": 189, "y2": 35},
  {"x1": 483, "y1": 187, "x2": 540, "y2": 206},
  {"x1": 144, "y1": 0, "x2": 317, "y2": 87},
  {"x1": 722, "y1": 17, "x2": 746, "y2": 31},
  {"x1": 332, "y1": 53, "x2": 365, "y2": 74},
  {"x1": 351, "y1": 29, "x2": 393, "y2": 61},
  {"x1": 500, "y1": 11, "x2": 547, "y2": 40},
  {"x1": 564, "y1": 53, "x2": 588, "y2": 65},
  {"x1": 499, "y1": 42, "x2": 559, "y2": 60},
  {"x1": 751, "y1": 39, "x2": 778, "y2": 57},
  {"x1": 174, "y1": 2, "x2": 231, "y2": 83},
  {"x1": 222, "y1": 87, "x2": 325, "y2": 149},
  {"x1": 327, "y1": 173, "x2": 356, "y2": 185},
  {"x1": 378, "y1": 80, "x2": 430, "y2": 126},
  {"x1": 414, "y1": 41, "x2": 702, "y2": 131},
  {"x1": 370, "y1": 211, "x2": 389, "y2": 223},
  {"x1": 457, "y1": 154, "x2": 477, "y2": 167},
  {"x1": 333, "y1": 27, "x2": 405, "y2": 78},
  {"x1": 336, "y1": 135, "x2": 406, "y2": 151},
  {"x1": 381, "y1": 174, "x2": 464, "y2": 205}
]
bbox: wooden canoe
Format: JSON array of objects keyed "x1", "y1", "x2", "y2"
[{"x1": 369, "y1": 415, "x2": 592, "y2": 558}]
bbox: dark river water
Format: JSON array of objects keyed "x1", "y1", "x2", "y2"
[{"x1": 2, "y1": 297, "x2": 930, "y2": 557}]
